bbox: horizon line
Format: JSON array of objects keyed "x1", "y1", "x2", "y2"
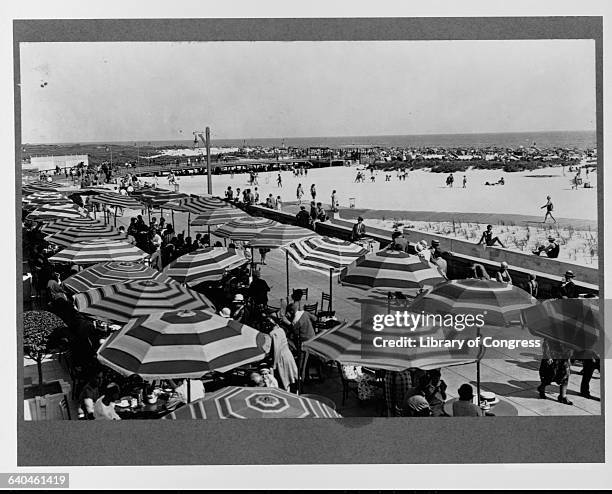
[{"x1": 22, "y1": 128, "x2": 596, "y2": 147}]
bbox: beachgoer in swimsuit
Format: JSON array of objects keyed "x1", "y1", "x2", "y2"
[
  {"x1": 541, "y1": 195, "x2": 556, "y2": 223},
  {"x1": 477, "y1": 225, "x2": 505, "y2": 248}
]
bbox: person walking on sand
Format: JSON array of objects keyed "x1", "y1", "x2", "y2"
[
  {"x1": 331, "y1": 190, "x2": 338, "y2": 212},
  {"x1": 296, "y1": 184, "x2": 304, "y2": 204},
  {"x1": 463, "y1": 175, "x2": 467, "y2": 188},
  {"x1": 277, "y1": 173, "x2": 283, "y2": 188},
  {"x1": 310, "y1": 184, "x2": 317, "y2": 201},
  {"x1": 541, "y1": 195, "x2": 556, "y2": 223}
]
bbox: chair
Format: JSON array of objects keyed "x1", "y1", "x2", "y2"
[
  {"x1": 292, "y1": 288, "x2": 309, "y2": 301},
  {"x1": 303, "y1": 302, "x2": 318, "y2": 315},
  {"x1": 337, "y1": 362, "x2": 359, "y2": 406},
  {"x1": 58, "y1": 394, "x2": 71, "y2": 420}
]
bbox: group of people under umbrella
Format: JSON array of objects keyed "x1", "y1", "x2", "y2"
[{"x1": 22, "y1": 179, "x2": 601, "y2": 420}]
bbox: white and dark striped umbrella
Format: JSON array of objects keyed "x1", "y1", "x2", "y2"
[
  {"x1": 23, "y1": 192, "x2": 73, "y2": 210},
  {"x1": 64, "y1": 260, "x2": 171, "y2": 293},
  {"x1": 283, "y1": 236, "x2": 369, "y2": 275},
  {"x1": 26, "y1": 203, "x2": 87, "y2": 221},
  {"x1": 162, "y1": 386, "x2": 340, "y2": 419},
  {"x1": 44, "y1": 225, "x2": 127, "y2": 248},
  {"x1": 410, "y1": 279, "x2": 537, "y2": 327},
  {"x1": 90, "y1": 192, "x2": 143, "y2": 209},
  {"x1": 164, "y1": 247, "x2": 248, "y2": 286},
  {"x1": 191, "y1": 207, "x2": 249, "y2": 227},
  {"x1": 303, "y1": 320, "x2": 479, "y2": 372},
  {"x1": 48, "y1": 238, "x2": 148, "y2": 264},
  {"x1": 97, "y1": 309, "x2": 267, "y2": 379},
  {"x1": 162, "y1": 195, "x2": 228, "y2": 214},
  {"x1": 74, "y1": 280, "x2": 214, "y2": 323},
  {"x1": 41, "y1": 217, "x2": 106, "y2": 235},
  {"x1": 22, "y1": 180, "x2": 64, "y2": 191},
  {"x1": 339, "y1": 250, "x2": 446, "y2": 290},
  {"x1": 137, "y1": 188, "x2": 189, "y2": 207},
  {"x1": 248, "y1": 224, "x2": 319, "y2": 249},
  {"x1": 213, "y1": 217, "x2": 279, "y2": 241}
]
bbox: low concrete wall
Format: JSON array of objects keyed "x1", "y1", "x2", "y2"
[
  {"x1": 402, "y1": 228, "x2": 599, "y2": 286},
  {"x1": 243, "y1": 204, "x2": 599, "y2": 298}
]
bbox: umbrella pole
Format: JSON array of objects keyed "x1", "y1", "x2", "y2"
[
  {"x1": 187, "y1": 378, "x2": 191, "y2": 403},
  {"x1": 476, "y1": 361, "x2": 481, "y2": 408},
  {"x1": 188, "y1": 212, "x2": 191, "y2": 238},
  {"x1": 329, "y1": 267, "x2": 333, "y2": 312},
  {"x1": 224, "y1": 238, "x2": 227, "y2": 247},
  {"x1": 208, "y1": 225, "x2": 211, "y2": 243},
  {"x1": 286, "y1": 250, "x2": 290, "y2": 301},
  {"x1": 147, "y1": 206, "x2": 151, "y2": 224},
  {"x1": 171, "y1": 210, "x2": 175, "y2": 226},
  {"x1": 251, "y1": 247, "x2": 254, "y2": 274},
  {"x1": 114, "y1": 206, "x2": 118, "y2": 227}
]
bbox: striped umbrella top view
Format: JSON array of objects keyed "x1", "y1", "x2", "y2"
[
  {"x1": 339, "y1": 250, "x2": 446, "y2": 291},
  {"x1": 74, "y1": 280, "x2": 215, "y2": 323},
  {"x1": 191, "y1": 207, "x2": 249, "y2": 227},
  {"x1": 25, "y1": 203, "x2": 88, "y2": 221},
  {"x1": 162, "y1": 195, "x2": 228, "y2": 214},
  {"x1": 283, "y1": 236, "x2": 369, "y2": 275},
  {"x1": 162, "y1": 386, "x2": 340, "y2": 420},
  {"x1": 97, "y1": 309, "x2": 268, "y2": 379},
  {"x1": 137, "y1": 188, "x2": 189, "y2": 207},
  {"x1": 48, "y1": 239, "x2": 148, "y2": 264},
  {"x1": 22, "y1": 180, "x2": 64, "y2": 191},
  {"x1": 90, "y1": 192, "x2": 143, "y2": 209},
  {"x1": 520, "y1": 298, "x2": 601, "y2": 353},
  {"x1": 64, "y1": 260, "x2": 171, "y2": 293},
  {"x1": 303, "y1": 320, "x2": 480, "y2": 372},
  {"x1": 213, "y1": 217, "x2": 279, "y2": 241},
  {"x1": 164, "y1": 247, "x2": 248, "y2": 286},
  {"x1": 248, "y1": 224, "x2": 319, "y2": 249},
  {"x1": 23, "y1": 192, "x2": 73, "y2": 210},
  {"x1": 44, "y1": 225, "x2": 127, "y2": 248},
  {"x1": 41, "y1": 217, "x2": 106, "y2": 235},
  {"x1": 410, "y1": 279, "x2": 537, "y2": 327}
]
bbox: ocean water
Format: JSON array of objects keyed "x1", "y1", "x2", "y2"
[{"x1": 110, "y1": 130, "x2": 596, "y2": 150}]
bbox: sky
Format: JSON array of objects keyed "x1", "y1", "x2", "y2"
[{"x1": 19, "y1": 40, "x2": 596, "y2": 144}]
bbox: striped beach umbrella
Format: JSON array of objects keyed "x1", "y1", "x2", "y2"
[
  {"x1": 41, "y1": 217, "x2": 106, "y2": 235},
  {"x1": 22, "y1": 180, "x2": 64, "y2": 191},
  {"x1": 23, "y1": 192, "x2": 73, "y2": 210},
  {"x1": 163, "y1": 247, "x2": 248, "y2": 286},
  {"x1": 409, "y1": 279, "x2": 537, "y2": 327},
  {"x1": 90, "y1": 192, "x2": 143, "y2": 209},
  {"x1": 162, "y1": 195, "x2": 228, "y2": 214},
  {"x1": 248, "y1": 224, "x2": 319, "y2": 249},
  {"x1": 73, "y1": 280, "x2": 214, "y2": 323},
  {"x1": 213, "y1": 217, "x2": 279, "y2": 241},
  {"x1": 191, "y1": 207, "x2": 249, "y2": 227},
  {"x1": 26, "y1": 203, "x2": 87, "y2": 221},
  {"x1": 303, "y1": 319, "x2": 479, "y2": 372},
  {"x1": 162, "y1": 386, "x2": 340, "y2": 420},
  {"x1": 283, "y1": 236, "x2": 369, "y2": 275},
  {"x1": 137, "y1": 188, "x2": 189, "y2": 207},
  {"x1": 339, "y1": 250, "x2": 446, "y2": 291},
  {"x1": 97, "y1": 309, "x2": 268, "y2": 379},
  {"x1": 48, "y1": 239, "x2": 148, "y2": 264},
  {"x1": 44, "y1": 225, "x2": 127, "y2": 248},
  {"x1": 520, "y1": 298, "x2": 601, "y2": 352},
  {"x1": 64, "y1": 260, "x2": 171, "y2": 293}
]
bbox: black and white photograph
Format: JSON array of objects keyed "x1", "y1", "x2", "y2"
[{"x1": 4, "y1": 7, "x2": 611, "y2": 489}]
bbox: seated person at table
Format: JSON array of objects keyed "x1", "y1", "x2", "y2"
[
  {"x1": 168, "y1": 378, "x2": 205, "y2": 404},
  {"x1": 47, "y1": 271, "x2": 68, "y2": 303},
  {"x1": 425, "y1": 369, "x2": 448, "y2": 417},
  {"x1": 259, "y1": 366, "x2": 279, "y2": 388},
  {"x1": 93, "y1": 383, "x2": 122, "y2": 420},
  {"x1": 388, "y1": 230, "x2": 409, "y2": 252},
  {"x1": 350, "y1": 217, "x2": 366, "y2": 242},
  {"x1": 78, "y1": 370, "x2": 104, "y2": 420},
  {"x1": 452, "y1": 383, "x2": 483, "y2": 417},
  {"x1": 248, "y1": 372, "x2": 266, "y2": 387},
  {"x1": 406, "y1": 394, "x2": 432, "y2": 417},
  {"x1": 231, "y1": 293, "x2": 249, "y2": 323}
]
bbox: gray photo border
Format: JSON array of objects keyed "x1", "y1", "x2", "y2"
[{"x1": 15, "y1": 17, "x2": 604, "y2": 465}]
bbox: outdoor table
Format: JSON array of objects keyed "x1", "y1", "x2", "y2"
[
  {"x1": 443, "y1": 397, "x2": 519, "y2": 417},
  {"x1": 115, "y1": 395, "x2": 177, "y2": 419}
]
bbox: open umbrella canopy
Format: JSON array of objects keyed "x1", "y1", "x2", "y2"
[
  {"x1": 410, "y1": 279, "x2": 537, "y2": 327},
  {"x1": 22, "y1": 180, "x2": 64, "y2": 191},
  {"x1": 41, "y1": 217, "x2": 106, "y2": 235},
  {"x1": 191, "y1": 207, "x2": 249, "y2": 227},
  {"x1": 164, "y1": 247, "x2": 249, "y2": 286},
  {"x1": 64, "y1": 260, "x2": 171, "y2": 293},
  {"x1": 25, "y1": 203, "x2": 88, "y2": 222},
  {"x1": 161, "y1": 195, "x2": 228, "y2": 214},
  {"x1": 283, "y1": 236, "x2": 369, "y2": 275},
  {"x1": 339, "y1": 250, "x2": 446, "y2": 291},
  {"x1": 213, "y1": 217, "x2": 279, "y2": 241},
  {"x1": 44, "y1": 225, "x2": 127, "y2": 248},
  {"x1": 304, "y1": 319, "x2": 481, "y2": 371},
  {"x1": 136, "y1": 188, "x2": 189, "y2": 207},
  {"x1": 23, "y1": 192, "x2": 73, "y2": 210},
  {"x1": 90, "y1": 192, "x2": 143, "y2": 209},
  {"x1": 248, "y1": 224, "x2": 319, "y2": 249},
  {"x1": 97, "y1": 309, "x2": 268, "y2": 379},
  {"x1": 73, "y1": 280, "x2": 214, "y2": 323},
  {"x1": 49, "y1": 238, "x2": 148, "y2": 264},
  {"x1": 520, "y1": 298, "x2": 601, "y2": 353},
  {"x1": 162, "y1": 386, "x2": 341, "y2": 419}
]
